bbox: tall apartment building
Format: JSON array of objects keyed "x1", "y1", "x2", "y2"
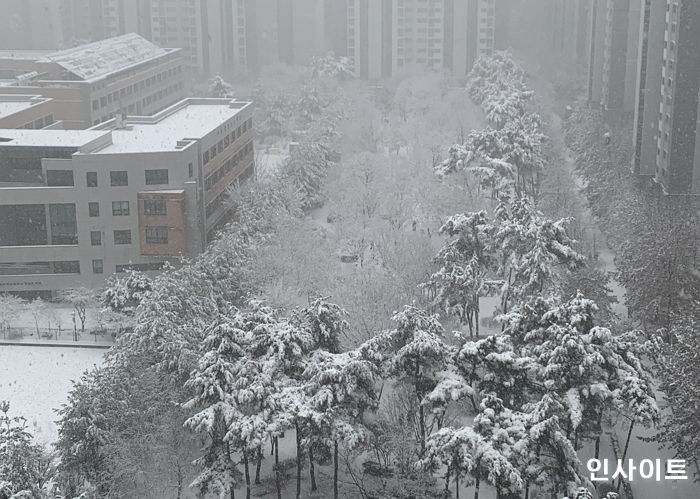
[
  {"x1": 586, "y1": 0, "x2": 642, "y2": 123},
  {"x1": 347, "y1": 0, "x2": 496, "y2": 80},
  {"x1": 0, "y1": 98, "x2": 254, "y2": 295},
  {"x1": 653, "y1": 1, "x2": 700, "y2": 194},
  {"x1": 0, "y1": 34, "x2": 185, "y2": 129},
  {"x1": 631, "y1": 0, "x2": 666, "y2": 177}
]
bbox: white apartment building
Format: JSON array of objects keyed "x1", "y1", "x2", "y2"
[
  {"x1": 0, "y1": 98, "x2": 254, "y2": 296},
  {"x1": 346, "y1": 0, "x2": 497, "y2": 80}
]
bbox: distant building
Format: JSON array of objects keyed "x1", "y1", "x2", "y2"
[
  {"x1": 0, "y1": 98, "x2": 254, "y2": 295},
  {"x1": 0, "y1": 95, "x2": 59, "y2": 130},
  {"x1": 346, "y1": 0, "x2": 496, "y2": 80},
  {"x1": 586, "y1": 0, "x2": 642, "y2": 123},
  {"x1": 653, "y1": 0, "x2": 700, "y2": 194},
  {"x1": 0, "y1": 34, "x2": 185, "y2": 129},
  {"x1": 631, "y1": 0, "x2": 666, "y2": 177}
]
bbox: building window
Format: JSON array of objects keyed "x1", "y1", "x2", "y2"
[
  {"x1": 92, "y1": 259, "x2": 104, "y2": 274},
  {"x1": 145, "y1": 169, "x2": 169, "y2": 185},
  {"x1": 188, "y1": 162, "x2": 194, "y2": 178},
  {"x1": 90, "y1": 231, "x2": 102, "y2": 246},
  {"x1": 86, "y1": 172, "x2": 98, "y2": 187},
  {"x1": 143, "y1": 199, "x2": 166, "y2": 215},
  {"x1": 114, "y1": 230, "x2": 132, "y2": 245},
  {"x1": 145, "y1": 226, "x2": 169, "y2": 245},
  {"x1": 88, "y1": 202, "x2": 100, "y2": 217},
  {"x1": 110, "y1": 171, "x2": 128, "y2": 186},
  {"x1": 112, "y1": 201, "x2": 130, "y2": 216}
]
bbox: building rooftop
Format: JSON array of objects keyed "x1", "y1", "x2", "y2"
[
  {"x1": 0, "y1": 99, "x2": 251, "y2": 154},
  {"x1": 0, "y1": 95, "x2": 51, "y2": 120},
  {"x1": 44, "y1": 33, "x2": 172, "y2": 82},
  {"x1": 91, "y1": 98, "x2": 251, "y2": 154},
  {"x1": 0, "y1": 129, "x2": 108, "y2": 149}
]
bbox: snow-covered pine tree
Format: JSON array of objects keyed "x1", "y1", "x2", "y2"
[
  {"x1": 492, "y1": 197, "x2": 585, "y2": 313},
  {"x1": 425, "y1": 211, "x2": 501, "y2": 338},
  {"x1": 363, "y1": 305, "x2": 455, "y2": 454},
  {"x1": 303, "y1": 349, "x2": 380, "y2": 499},
  {"x1": 183, "y1": 317, "x2": 248, "y2": 499}
]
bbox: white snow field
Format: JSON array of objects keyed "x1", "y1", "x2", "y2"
[{"x1": 0, "y1": 345, "x2": 105, "y2": 444}]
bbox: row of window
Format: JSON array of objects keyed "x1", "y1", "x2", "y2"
[
  {"x1": 17, "y1": 113, "x2": 54, "y2": 130},
  {"x1": 90, "y1": 227, "x2": 169, "y2": 246},
  {"x1": 91, "y1": 66, "x2": 183, "y2": 111},
  {"x1": 203, "y1": 118, "x2": 253, "y2": 165},
  {"x1": 87, "y1": 199, "x2": 168, "y2": 218},
  {"x1": 86, "y1": 169, "x2": 169, "y2": 188},
  {"x1": 205, "y1": 141, "x2": 254, "y2": 192}
]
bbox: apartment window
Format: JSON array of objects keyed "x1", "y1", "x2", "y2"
[
  {"x1": 86, "y1": 172, "x2": 98, "y2": 187},
  {"x1": 92, "y1": 100, "x2": 99, "y2": 110},
  {"x1": 110, "y1": 171, "x2": 128, "y2": 186},
  {"x1": 112, "y1": 201, "x2": 130, "y2": 216},
  {"x1": 88, "y1": 202, "x2": 100, "y2": 217},
  {"x1": 92, "y1": 259, "x2": 104, "y2": 274},
  {"x1": 114, "y1": 230, "x2": 131, "y2": 245},
  {"x1": 143, "y1": 199, "x2": 166, "y2": 216},
  {"x1": 145, "y1": 169, "x2": 169, "y2": 185},
  {"x1": 145, "y1": 226, "x2": 168, "y2": 245},
  {"x1": 188, "y1": 162, "x2": 194, "y2": 178},
  {"x1": 90, "y1": 231, "x2": 102, "y2": 246}
]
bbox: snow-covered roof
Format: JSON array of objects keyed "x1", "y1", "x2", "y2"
[
  {"x1": 45, "y1": 34, "x2": 171, "y2": 82},
  {"x1": 0, "y1": 129, "x2": 108, "y2": 148},
  {"x1": 91, "y1": 99, "x2": 252, "y2": 154},
  {"x1": 0, "y1": 95, "x2": 51, "y2": 120}
]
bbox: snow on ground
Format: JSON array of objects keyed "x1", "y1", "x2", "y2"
[{"x1": 0, "y1": 345, "x2": 105, "y2": 444}]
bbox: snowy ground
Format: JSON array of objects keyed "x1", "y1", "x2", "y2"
[{"x1": 0, "y1": 345, "x2": 105, "y2": 444}]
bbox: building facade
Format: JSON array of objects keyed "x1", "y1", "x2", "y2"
[
  {"x1": 346, "y1": 0, "x2": 496, "y2": 80},
  {"x1": 0, "y1": 34, "x2": 185, "y2": 129},
  {"x1": 654, "y1": 0, "x2": 700, "y2": 194},
  {"x1": 0, "y1": 98, "x2": 254, "y2": 295},
  {"x1": 586, "y1": 0, "x2": 642, "y2": 122}
]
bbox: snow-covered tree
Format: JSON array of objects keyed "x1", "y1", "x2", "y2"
[
  {"x1": 310, "y1": 52, "x2": 354, "y2": 80},
  {"x1": 0, "y1": 402, "x2": 55, "y2": 499},
  {"x1": 425, "y1": 211, "x2": 501, "y2": 338},
  {"x1": 492, "y1": 197, "x2": 584, "y2": 313},
  {"x1": 652, "y1": 316, "x2": 700, "y2": 479},
  {"x1": 0, "y1": 294, "x2": 24, "y2": 338},
  {"x1": 281, "y1": 142, "x2": 333, "y2": 210},
  {"x1": 303, "y1": 349, "x2": 379, "y2": 498},
  {"x1": 184, "y1": 317, "x2": 248, "y2": 498},
  {"x1": 362, "y1": 305, "x2": 455, "y2": 453},
  {"x1": 102, "y1": 270, "x2": 152, "y2": 315},
  {"x1": 25, "y1": 298, "x2": 47, "y2": 336},
  {"x1": 59, "y1": 287, "x2": 96, "y2": 333},
  {"x1": 208, "y1": 74, "x2": 235, "y2": 98}
]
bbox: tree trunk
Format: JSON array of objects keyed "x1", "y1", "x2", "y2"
[
  {"x1": 524, "y1": 481, "x2": 529, "y2": 499},
  {"x1": 594, "y1": 410, "x2": 603, "y2": 460},
  {"x1": 616, "y1": 420, "x2": 635, "y2": 492},
  {"x1": 475, "y1": 297, "x2": 480, "y2": 337},
  {"x1": 309, "y1": 446, "x2": 317, "y2": 491},
  {"x1": 296, "y1": 424, "x2": 302, "y2": 499},
  {"x1": 243, "y1": 448, "x2": 251, "y2": 499},
  {"x1": 456, "y1": 473, "x2": 459, "y2": 499},
  {"x1": 334, "y1": 440, "x2": 339, "y2": 499},
  {"x1": 473, "y1": 470, "x2": 480, "y2": 499},
  {"x1": 255, "y1": 446, "x2": 262, "y2": 485},
  {"x1": 274, "y1": 437, "x2": 281, "y2": 499},
  {"x1": 444, "y1": 465, "x2": 451, "y2": 495}
]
